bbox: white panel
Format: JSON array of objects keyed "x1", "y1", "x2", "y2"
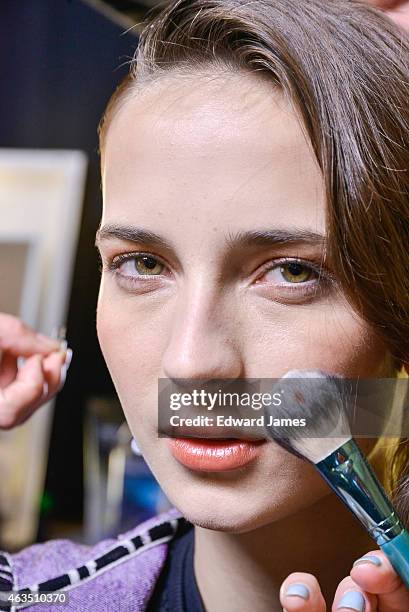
[{"x1": 0, "y1": 149, "x2": 87, "y2": 548}]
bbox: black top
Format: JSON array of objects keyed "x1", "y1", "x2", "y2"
[{"x1": 146, "y1": 524, "x2": 205, "y2": 612}]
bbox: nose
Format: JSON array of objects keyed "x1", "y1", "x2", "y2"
[{"x1": 161, "y1": 284, "x2": 244, "y2": 385}]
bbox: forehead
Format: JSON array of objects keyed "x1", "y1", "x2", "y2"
[{"x1": 102, "y1": 71, "x2": 325, "y2": 234}]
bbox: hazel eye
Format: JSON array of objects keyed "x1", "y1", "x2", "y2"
[
  {"x1": 279, "y1": 262, "x2": 313, "y2": 283},
  {"x1": 259, "y1": 259, "x2": 322, "y2": 290},
  {"x1": 111, "y1": 254, "x2": 166, "y2": 278},
  {"x1": 253, "y1": 258, "x2": 332, "y2": 304},
  {"x1": 104, "y1": 251, "x2": 170, "y2": 294},
  {"x1": 131, "y1": 255, "x2": 164, "y2": 275}
]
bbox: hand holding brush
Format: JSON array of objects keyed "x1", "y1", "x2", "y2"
[{"x1": 264, "y1": 369, "x2": 409, "y2": 610}]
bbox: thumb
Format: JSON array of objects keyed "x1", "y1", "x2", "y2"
[{"x1": 351, "y1": 550, "x2": 409, "y2": 610}]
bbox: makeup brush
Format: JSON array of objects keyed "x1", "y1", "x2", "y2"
[{"x1": 263, "y1": 369, "x2": 409, "y2": 588}]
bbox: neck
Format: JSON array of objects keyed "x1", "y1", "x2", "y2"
[{"x1": 194, "y1": 492, "x2": 373, "y2": 611}]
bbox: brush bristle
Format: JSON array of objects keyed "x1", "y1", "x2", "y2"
[{"x1": 263, "y1": 369, "x2": 352, "y2": 463}]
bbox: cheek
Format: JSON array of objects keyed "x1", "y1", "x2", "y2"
[
  {"x1": 305, "y1": 319, "x2": 389, "y2": 376},
  {"x1": 96, "y1": 287, "x2": 166, "y2": 401},
  {"x1": 241, "y1": 299, "x2": 391, "y2": 378},
  {"x1": 299, "y1": 305, "x2": 390, "y2": 376}
]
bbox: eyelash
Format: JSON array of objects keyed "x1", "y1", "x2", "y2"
[
  {"x1": 104, "y1": 252, "x2": 169, "y2": 279},
  {"x1": 254, "y1": 258, "x2": 334, "y2": 300},
  {"x1": 256, "y1": 257, "x2": 331, "y2": 282},
  {"x1": 102, "y1": 251, "x2": 335, "y2": 299},
  {"x1": 108, "y1": 251, "x2": 167, "y2": 276}
]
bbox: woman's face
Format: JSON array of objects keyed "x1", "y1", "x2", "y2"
[{"x1": 96, "y1": 72, "x2": 394, "y2": 532}]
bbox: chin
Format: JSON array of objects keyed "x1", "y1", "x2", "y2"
[
  {"x1": 157, "y1": 475, "x2": 308, "y2": 533},
  {"x1": 145, "y1": 438, "x2": 330, "y2": 532},
  {"x1": 168, "y1": 501, "x2": 269, "y2": 533}
]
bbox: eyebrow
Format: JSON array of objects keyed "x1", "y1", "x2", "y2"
[
  {"x1": 225, "y1": 228, "x2": 326, "y2": 249},
  {"x1": 95, "y1": 225, "x2": 172, "y2": 250},
  {"x1": 95, "y1": 224, "x2": 326, "y2": 251}
]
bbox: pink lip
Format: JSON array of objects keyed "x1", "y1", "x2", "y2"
[{"x1": 167, "y1": 437, "x2": 266, "y2": 471}]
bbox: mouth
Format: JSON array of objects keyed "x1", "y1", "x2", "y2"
[
  {"x1": 167, "y1": 436, "x2": 267, "y2": 472},
  {"x1": 159, "y1": 422, "x2": 266, "y2": 440}
]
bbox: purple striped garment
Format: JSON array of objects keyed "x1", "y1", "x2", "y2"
[{"x1": 0, "y1": 507, "x2": 186, "y2": 611}]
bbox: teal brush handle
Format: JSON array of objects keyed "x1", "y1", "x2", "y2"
[
  {"x1": 317, "y1": 439, "x2": 409, "y2": 589},
  {"x1": 381, "y1": 531, "x2": 409, "y2": 589}
]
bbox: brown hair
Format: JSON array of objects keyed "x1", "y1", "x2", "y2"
[{"x1": 98, "y1": 0, "x2": 409, "y2": 519}]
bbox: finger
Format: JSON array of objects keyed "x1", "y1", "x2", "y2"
[
  {"x1": 333, "y1": 576, "x2": 377, "y2": 612},
  {"x1": 386, "y1": 9, "x2": 409, "y2": 31},
  {"x1": 0, "y1": 314, "x2": 60, "y2": 357},
  {"x1": 280, "y1": 572, "x2": 326, "y2": 611},
  {"x1": 365, "y1": 0, "x2": 406, "y2": 9},
  {"x1": 0, "y1": 350, "x2": 17, "y2": 387},
  {"x1": 351, "y1": 550, "x2": 409, "y2": 610},
  {"x1": 0, "y1": 354, "x2": 45, "y2": 429},
  {"x1": 42, "y1": 348, "x2": 73, "y2": 397}
]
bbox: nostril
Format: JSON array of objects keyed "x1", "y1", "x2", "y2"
[{"x1": 161, "y1": 339, "x2": 244, "y2": 382}]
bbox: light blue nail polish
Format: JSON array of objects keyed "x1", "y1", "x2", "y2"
[
  {"x1": 285, "y1": 583, "x2": 310, "y2": 600},
  {"x1": 337, "y1": 590, "x2": 365, "y2": 611},
  {"x1": 353, "y1": 554, "x2": 382, "y2": 568}
]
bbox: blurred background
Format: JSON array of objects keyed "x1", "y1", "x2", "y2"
[{"x1": 0, "y1": 0, "x2": 171, "y2": 551}]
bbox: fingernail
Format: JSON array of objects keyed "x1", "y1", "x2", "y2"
[
  {"x1": 59, "y1": 348, "x2": 73, "y2": 387},
  {"x1": 284, "y1": 583, "x2": 310, "y2": 600},
  {"x1": 65, "y1": 348, "x2": 73, "y2": 369},
  {"x1": 337, "y1": 590, "x2": 365, "y2": 611},
  {"x1": 353, "y1": 555, "x2": 382, "y2": 568}
]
